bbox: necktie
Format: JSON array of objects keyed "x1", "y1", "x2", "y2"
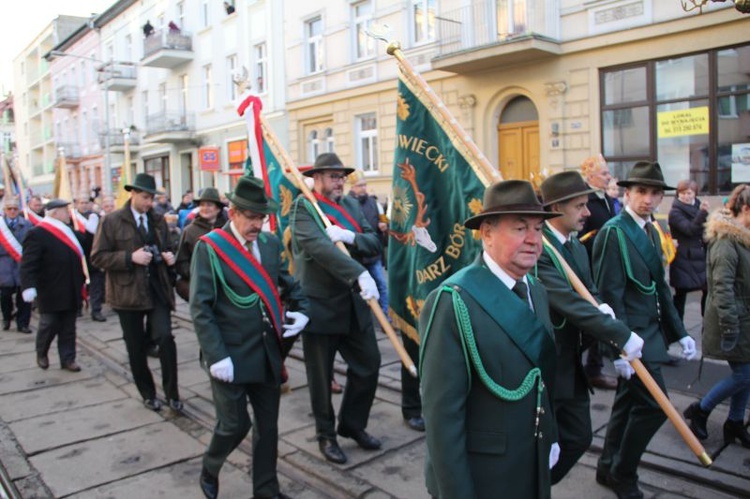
[
  {"x1": 512, "y1": 280, "x2": 529, "y2": 308},
  {"x1": 138, "y1": 215, "x2": 147, "y2": 240},
  {"x1": 246, "y1": 241, "x2": 261, "y2": 263},
  {"x1": 644, "y1": 221, "x2": 655, "y2": 245}
]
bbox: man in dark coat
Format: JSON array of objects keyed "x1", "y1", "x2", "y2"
[
  {"x1": 1, "y1": 198, "x2": 33, "y2": 333},
  {"x1": 535, "y1": 172, "x2": 644, "y2": 484},
  {"x1": 191, "y1": 176, "x2": 309, "y2": 499},
  {"x1": 290, "y1": 152, "x2": 383, "y2": 465},
  {"x1": 419, "y1": 180, "x2": 559, "y2": 499},
  {"x1": 592, "y1": 162, "x2": 697, "y2": 499},
  {"x1": 74, "y1": 195, "x2": 106, "y2": 322},
  {"x1": 20, "y1": 199, "x2": 85, "y2": 371},
  {"x1": 578, "y1": 154, "x2": 619, "y2": 390},
  {"x1": 92, "y1": 173, "x2": 181, "y2": 412}
]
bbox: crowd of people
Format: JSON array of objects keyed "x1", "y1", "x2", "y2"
[{"x1": 4, "y1": 150, "x2": 749, "y2": 499}]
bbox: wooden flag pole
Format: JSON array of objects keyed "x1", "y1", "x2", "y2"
[
  {"x1": 260, "y1": 115, "x2": 417, "y2": 377},
  {"x1": 541, "y1": 237, "x2": 712, "y2": 467}
]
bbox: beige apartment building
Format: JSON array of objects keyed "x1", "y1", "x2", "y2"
[{"x1": 284, "y1": 0, "x2": 750, "y2": 199}]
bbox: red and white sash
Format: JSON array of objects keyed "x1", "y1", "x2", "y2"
[
  {"x1": 0, "y1": 218, "x2": 22, "y2": 262},
  {"x1": 39, "y1": 219, "x2": 84, "y2": 259},
  {"x1": 24, "y1": 209, "x2": 42, "y2": 226},
  {"x1": 72, "y1": 210, "x2": 88, "y2": 234}
]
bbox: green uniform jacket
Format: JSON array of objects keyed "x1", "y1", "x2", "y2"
[
  {"x1": 703, "y1": 210, "x2": 750, "y2": 363},
  {"x1": 289, "y1": 195, "x2": 381, "y2": 335},
  {"x1": 419, "y1": 258, "x2": 557, "y2": 499},
  {"x1": 189, "y1": 225, "x2": 309, "y2": 384},
  {"x1": 535, "y1": 226, "x2": 631, "y2": 399},
  {"x1": 592, "y1": 211, "x2": 687, "y2": 362}
]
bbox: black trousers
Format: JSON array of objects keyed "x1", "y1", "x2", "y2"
[
  {"x1": 116, "y1": 305, "x2": 179, "y2": 401},
  {"x1": 36, "y1": 310, "x2": 77, "y2": 364},
  {"x1": 88, "y1": 269, "x2": 105, "y2": 314},
  {"x1": 1, "y1": 286, "x2": 31, "y2": 328},
  {"x1": 302, "y1": 323, "x2": 381, "y2": 440},
  {"x1": 551, "y1": 389, "x2": 593, "y2": 484},
  {"x1": 401, "y1": 330, "x2": 422, "y2": 419},
  {"x1": 598, "y1": 362, "x2": 667, "y2": 484},
  {"x1": 673, "y1": 287, "x2": 707, "y2": 322},
  {"x1": 204, "y1": 378, "x2": 280, "y2": 497}
]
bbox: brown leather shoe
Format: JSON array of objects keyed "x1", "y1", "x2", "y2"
[
  {"x1": 589, "y1": 374, "x2": 618, "y2": 390},
  {"x1": 37, "y1": 355, "x2": 49, "y2": 370},
  {"x1": 61, "y1": 362, "x2": 82, "y2": 372}
]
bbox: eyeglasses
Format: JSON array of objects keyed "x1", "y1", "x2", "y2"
[
  {"x1": 238, "y1": 210, "x2": 269, "y2": 223},
  {"x1": 324, "y1": 173, "x2": 347, "y2": 182},
  {"x1": 5, "y1": 207, "x2": 18, "y2": 211}
]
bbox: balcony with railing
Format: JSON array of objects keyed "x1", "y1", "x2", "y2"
[
  {"x1": 57, "y1": 142, "x2": 83, "y2": 160},
  {"x1": 53, "y1": 85, "x2": 80, "y2": 109},
  {"x1": 98, "y1": 62, "x2": 138, "y2": 92},
  {"x1": 433, "y1": 0, "x2": 561, "y2": 73},
  {"x1": 100, "y1": 129, "x2": 141, "y2": 152},
  {"x1": 143, "y1": 111, "x2": 195, "y2": 143},
  {"x1": 141, "y1": 29, "x2": 194, "y2": 69}
]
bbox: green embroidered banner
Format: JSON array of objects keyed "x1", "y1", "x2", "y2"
[{"x1": 388, "y1": 75, "x2": 488, "y2": 341}]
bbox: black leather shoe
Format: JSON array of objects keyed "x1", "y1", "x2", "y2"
[
  {"x1": 337, "y1": 427, "x2": 382, "y2": 450},
  {"x1": 61, "y1": 361, "x2": 82, "y2": 372},
  {"x1": 17, "y1": 326, "x2": 32, "y2": 334},
  {"x1": 168, "y1": 399, "x2": 184, "y2": 412},
  {"x1": 199, "y1": 466, "x2": 219, "y2": 499},
  {"x1": 318, "y1": 438, "x2": 347, "y2": 464},
  {"x1": 143, "y1": 398, "x2": 162, "y2": 411},
  {"x1": 146, "y1": 345, "x2": 160, "y2": 358},
  {"x1": 404, "y1": 416, "x2": 425, "y2": 432},
  {"x1": 608, "y1": 474, "x2": 643, "y2": 499},
  {"x1": 37, "y1": 354, "x2": 49, "y2": 370},
  {"x1": 91, "y1": 312, "x2": 107, "y2": 322},
  {"x1": 3, "y1": 320, "x2": 10, "y2": 330}
]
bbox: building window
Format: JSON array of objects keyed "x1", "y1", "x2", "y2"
[
  {"x1": 412, "y1": 0, "x2": 436, "y2": 44},
  {"x1": 356, "y1": 113, "x2": 378, "y2": 173},
  {"x1": 305, "y1": 16, "x2": 324, "y2": 74},
  {"x1": 177, "y1": 1, "x2": 186, "y2": 31},
  {"x1": 600, "y1": 43, "x2": 750, "y2": 194},
  {"x1": 227, "y1": 54, "x2": 238, "y2": 101},
  {"x1": 124, "y1": 35, "x2": 132, "y2": 61},
  {"x1": 324, "y1": 127, "x2": 334, "y2": 152},
  {"x1": 201, "y1": 0, "x2": 210, "y2": 28},
  {"x1": 159, "y1": 82, "x2": 167, "y2": 113},
  {"x1": 203, "y1": 64, "x2": 213, "y2": 109},
  {"x1": 352, "y1": 1, "x2": 374, "y2": 60},
  {"x1": 254, "y1": 43, "x2": 267, "y2": 94},
  {"x1": 144, "y1": 156, "x2": 170, "y2": 193},
  {"x1": 308, "y1": 130, "x2": 320, "y2": 163},
  {"x1": 80, "y1": 61, "x2": 86, "y2": 87}
]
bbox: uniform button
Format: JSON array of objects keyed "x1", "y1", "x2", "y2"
[
  {"x1": 538, "y1": 432, "x2": 543, "y2": 439},
  {"x1": 540, "y1": 408, "x2": 545, "y2": 415}
]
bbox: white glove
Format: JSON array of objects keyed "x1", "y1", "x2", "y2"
[
  {"x1": 209, "y1": 357, "x2": 234, "y2": 383},
  {"x1": 679, "y1": 336, "x2": 697, "y2": 361},
  {"x1": 620, "y1": 332, "x2": 644, "y2": 361},
  {"x1": 282, "y1": 311, "x2": 310, "y2": 338},
  {"x1": 598, "y1": 303, "x2": 616, "y2": 320},
  {"x1": 613, "y1": 359, "x2": 634, "y2": 380},
  {"x1": 357, "y1": 271, "x2": 380, "y2": 301},
  {"x1": 22, "y1": 288, "x2": 37, "y2": 303},
  {"x1": 549, "y1": 443, "x2": 560, "y2": 469},
  {"x1": 325, "y1": 225, "x2": 355, "y2": 245},
  {"x1": 84, "y1": 213, "x2": 100, "y2": 234}
]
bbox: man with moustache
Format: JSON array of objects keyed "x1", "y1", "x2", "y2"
[
  {"x1": 190, "y1": 176, "x2": 309, "y2": 499},
  {"x1": 535, "y1": 171, "x2": 644, "y2": 484},
  {"x1": 289, "y1": 152, "x2": 383, "y2": 465},
  {"x1": 419, "y1": 180, "x2": 559, "y2": 499},
  {"x1": 592, "y1": 162, "x2": 696, "y2": 499}
]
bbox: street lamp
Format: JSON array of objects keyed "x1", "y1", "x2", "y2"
[{"x1": 48, "y1": 50, "x2": 114, "y2": 195}]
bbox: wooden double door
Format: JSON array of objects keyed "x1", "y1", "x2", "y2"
[{"x1": 498, "y1": 120, "x2": 539, "y2": 181}]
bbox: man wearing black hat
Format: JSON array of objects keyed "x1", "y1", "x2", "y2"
[
  {"x1": 535, "y1": 171, "x2": 644, "y2": 484},
  {"x1": 289, "y1": 152, "x2": 383, "y2": 465},
  {"x1": 175, "y1": 187, "x2": 228, "y2": 301},
  {"x1": 592, "y1": 162, "x2": 696, "y2": 499},
  {"x1": 190, "y1": 176, "x2": 309, "y2": 499},
  {"x1": 92, "y1": 173, "x2": 182, "y2": 412},
  {"x1": 20, "y1": 199, "x2": 85, "y2": 371},
  {"x1": 419, "y1": 180, "x2": 559, "y2": 499}
]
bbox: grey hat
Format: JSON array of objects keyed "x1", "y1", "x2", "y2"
[
  {"x1": 540, "y1": 171, "x2": 597, "y2": 207},
  {"x1": 226, "y1": 176, "x2": 279, "y2": 214},
  {"x1": 124, "y1": 173, "x2": 159, "y2": 195},
  {"x1": 194, "y1": 187, "x2": 226, "y2": 206},
  {"x1": 464, "y1": 180, "x2": 560, "y2": 230},
  {"x1": 45, "y1": 198, "x2": 71, "y2": 210},
  {"x1": 303, "y1": 153, "x2": 355, "y2": 177}
]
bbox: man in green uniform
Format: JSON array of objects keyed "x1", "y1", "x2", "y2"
[
  {"x1": 592, "y1": 162, "x2": 697, "y2": 499},
  {"x1": 190, "y1": 176, "x2": 309, "y2": 499},
  {"x1": 289, "y1": 153, "x2": 383, "y2": 465},
  {"x1": 419, "y1": 180, "x2": 560, "y2": 499},
  {"x1": 535, "y1": 171, "x2": 644, "y2": 484}
]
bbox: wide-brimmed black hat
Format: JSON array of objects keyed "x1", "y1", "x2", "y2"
[
  {"x1": 464, "y1": 180, "x2": 561, "y2": 230},
  {"x1": 617, "y1": 161, "x2": 675, "y2": 190},
  {"x1": 226, "y1": 176, "x2": 278, "y2": 214},
  {"x1": 194, "y1": 187, "x2": 226, "y2": 206},
  {"x1": 124, "y1": 173, "x2": 159, "y2": 194},
  {"x1": 45, "y1": 198, "x2": 71, "y2": 210},
  {"x1": 541, "y1": 171, "x2": 597, "y2": 206},
  {"x1": 302, "y1": 153, "x2": 355, "y2": 177}
]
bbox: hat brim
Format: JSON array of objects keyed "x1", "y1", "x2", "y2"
[
  {"x1": 124, "y1": 184, "x2": 159, "y2": 195},
  {"x1": 617, "y1": 179, "x2": 675, "y2": 190},
  {"x1": 542, "y1": 187, "x2": 598, "y2": 207},
  {"x1": 45, "y1": 201, "x2": 71, "y2": 210},
  {"x1": 303, "y1": 166, "x2": 355, "y2": 177},
  {"x1": 464, "y1": 208, "x2": 561, "y2": 230},
  {"x1": 225, "y1": 192, "x2": 279, "y2": 214},
  {"x1": 194, "y1": 197, "x2": 227, "y2": 206}
]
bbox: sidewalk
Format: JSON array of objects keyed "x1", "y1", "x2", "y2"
[{"x1": 0, "y1": 293, "x2": 748, "y2": 498}]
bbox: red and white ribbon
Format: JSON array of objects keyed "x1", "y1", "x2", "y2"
[{"x1": 0, "y1": 218, "x2": 22, "y2": 262}]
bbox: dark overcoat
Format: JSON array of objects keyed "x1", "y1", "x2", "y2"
[
  {"x1": 668, "y1": 198, "x2": 708, "y2": 291},
  {"x1": 0, "y1": 216, "x2": 32, "y2": 287}
]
